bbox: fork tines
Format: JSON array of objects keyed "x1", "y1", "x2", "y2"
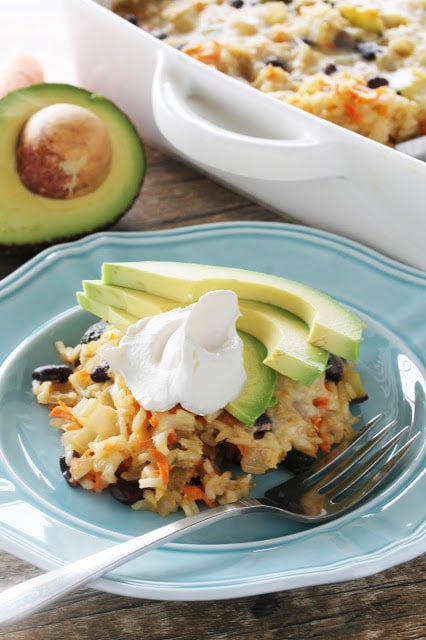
[{"x1": 307, "y1": 413, "x2": 420, "y2": 505}]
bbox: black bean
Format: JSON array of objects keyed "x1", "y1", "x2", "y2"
[
  {"x1": 32, "y1": 364, "x2": 73, "y2": 383},
  {"x1": 264, "y1": 55, "x2": 288, "y2": 70},
  {"x1": 59, "y1": 455, "x2": 78, "y2": 487},
  {"x1": 356, "y1": 41, "x2": 381, "y2": 61},
  {"x1": 324, "y1": 63, "x2": 337, "y2": 75},
  {"x1": 89, "y1": 362, "x2": 110, "y2": 383},
  {"x1": 253, "y1": 413, "x2": 273, "y2": 439},
  {"x1": 215, "y1": 440, "x2": 241, "y2": 465},
  {"x1": 301, "y1": 37, "x2": 316, "y2": 47},
  {"x1": 264, "y1": 56, "x2": 288, "y2": 71},
  {"x1": 281, "y1": 449, "x2": 317, "y2": 475},
  {"x1": 109, "y1": 477, "x2": 144, "y2": 505},
  {"x1": 325, "y1": 354, "x2": 344, "y2": 383},
  {"x1": 254, "y1": 413, "x2": 272, "y2": 427},
  {"x1": 80, "y1": 321, "x2": 108, "y2": 344},
  {"x1": 334, "y1": 30, "x2": 356, "y2": 50},
  {"x1": 150, "y1": 29, "x2": 168, "y2": 39},
  {"x1": 367, "y1": 76, "x2": 389, "y2": 89},
  {"x1": 229, "y1": 0, "x2": 244, "y2": 7},
  {"x1": 122, "y1": 14, "x2": 138, "y2": 25}
]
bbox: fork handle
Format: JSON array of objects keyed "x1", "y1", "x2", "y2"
[{"x1": 0, "y1": 499, "x2": 263, "y2": 626}]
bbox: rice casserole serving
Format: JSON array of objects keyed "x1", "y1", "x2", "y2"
[
  {"x1": 32, "y1": 262, "x2": 366, "y2": 518},
  {"x1": 32, "y1": 323, "x2": 362, "y2": 516},
  {"x1": 112, "y1": 0, "x2": 426, "y2": 146}
]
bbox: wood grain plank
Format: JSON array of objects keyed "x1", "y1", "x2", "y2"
[{"x1": 0, "y1": 552, "x2": 424, "y2": 639}]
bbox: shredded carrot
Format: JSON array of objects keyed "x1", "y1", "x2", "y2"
[
  {"x1": 184, "y1": 41, "x2": 220, "y2": 63},
  {"x1": 272, "y1": 30, "x2": 287, "y2": 43},
  {"x1": 238, "y1": 444, "x2": 249, "y2": 457},
  {"x1": 317, "y1": 422, "x2": 332, "y2": 453},
  {"x1": 183, "y1": 44, "x2": 203, "y2": 56},
  {"x1": 196, "y1": 50, "x2": 220, "y2": 63},
  {"x1": 183, "y1": 484, "x2": 216, "y2": 508},
  {"x1": 313, "y1": 396, "x2": 329, "y2": 408},
  {"x1": 86, "y1": 470, "x2": 108, "y2": 493},
  {"x1": 151, "y1": 449, "x2": 171, "y2": 486},
  {"x1": 167, "y1": 431, "x2": 178, "y2": 446},
  {"x1": 319, "y1": 441, "x2": 331, "y2": 453},
  {"x1": 93, "y1": 473, "x2": 109, "y2": 492},
  {"x1": 49, "y1": 401, "x2": 74, "y2": 421},
  {"x1": 344, "y1": 101, "x2": 362, "y2": 124},
  {"x1": 265, "y1": 63, "x2": 278, "y2": 80},
  {"x1": 310, "y1": 415, "x2": 322, "y2": 429},
  {"x1": 149, "y1": 412, "x2": 160, "y2": 427}
]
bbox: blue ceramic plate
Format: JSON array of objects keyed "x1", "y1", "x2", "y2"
[{"x1": 0, "y1": 222, "x2": 425, "y2": 600}]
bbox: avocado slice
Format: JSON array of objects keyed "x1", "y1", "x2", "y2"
[
  {"x1": 238, "y1": 300, "x2": 329, "y2": 385},
  {"x1": 81, "y1": 280, "x2": 329, "y2": 385},
  {"x1": 101, "y1": 261, "x2": 364, "y2": 361},
  {"x1": 0, "y1": 83, "x2": 145, "y2": 251},
  {"x1": 83, "y1": 280, "x2": 176, "y2": 316},
  {"x1": 225, "y1": 331, "x2": 277, "y2": 426},
  {"x1": 76, "y1": 291, "x2": 138, "y2": 333},
  {"x1": 76, "y1": 294, "x2": 277, "y2": 425}
]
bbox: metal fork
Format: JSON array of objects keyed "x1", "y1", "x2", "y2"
[{"x1": 0, "y1": 414, "x2": 419, "y2": 626}]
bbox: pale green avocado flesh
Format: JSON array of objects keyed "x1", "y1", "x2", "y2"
[
  {"x1": 76, "y1": 293, "x2": 277, "y2": 425},
  {"x1": 81, "y1": 280, "x2": 329, "y2": 385},
  {"x1": 83, "y1": 280, "x2": 176, "y2": 316},
  {"x1": 225, "y1": 331, "x2": 277, "y2": 426},
  {"x1": 101, "y1": 261, "x2": 364, "y2": 361},
  {"x1": 238, "y1": 300, "x2": 329, "y2": 385},
  {"x1": 0, "y1": 83, "x2": 145, "y2": 249},
  {"x1": 76, "y1": 292, "x2": 138, "y2": 333}
]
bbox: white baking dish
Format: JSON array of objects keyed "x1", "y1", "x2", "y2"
[{"x1": 63, "y1": 0, "x2": 426, "y2": 271}]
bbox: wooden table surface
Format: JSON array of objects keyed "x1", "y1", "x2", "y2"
[{"x1": 0, "y1": 145, "x2": 424, "y2": 640}]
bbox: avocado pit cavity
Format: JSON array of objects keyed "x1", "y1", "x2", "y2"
[{"x1": 16, "y1": 103, "x2": 113, "y2": 199}]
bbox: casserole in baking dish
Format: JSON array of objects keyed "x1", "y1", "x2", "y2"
[
  {"x1": 113, "y1": 0, "x2": 426, "y2": 147},
  {"x1": 63, "y1": 0, "x2": 426, "y2": 270}
]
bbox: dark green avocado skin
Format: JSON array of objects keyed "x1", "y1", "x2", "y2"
[
  {"x1": 0, "y1": 217, "x2": 134, "y2": 260},
  {"x1": 0, "y1": 83, "x2": 146, "y2": 255}
]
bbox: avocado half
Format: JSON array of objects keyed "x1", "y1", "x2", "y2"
[{"x1": 0, "y1": 83, "x2": 145, "y2": 253}]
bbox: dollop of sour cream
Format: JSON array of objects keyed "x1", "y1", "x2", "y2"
[{"x1": 102, "y1": 290, "x2": 246, "y2": 415}]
